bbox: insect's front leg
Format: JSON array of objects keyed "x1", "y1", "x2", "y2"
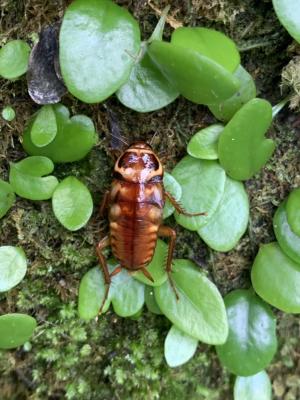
[
  {"x1": 165, "y1": 191, "x2": 206, "y2": 217},
  {"x1": 158, "y1": 225, "x2": 179, "y2": 300}
]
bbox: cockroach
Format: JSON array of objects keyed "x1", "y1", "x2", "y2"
[{"x1": 97, "y1": 142, "x2": 205, "y2": 310}]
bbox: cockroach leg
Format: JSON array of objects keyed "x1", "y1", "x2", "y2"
[
  {"x1": 158, "y1": 225, "x2": 179, "y2": 300},
  {"x1": 99, "y1": 191, "x2": 110, "y2": 217},
  {"x1": 96, "y1": 236, "x2": 111, "y2": 314},
  {"x1": 141, "y1": 267, "x2": 154, "y2": 283},
  {"x1": 165, "y1": 191, "x2": 207, "y2": 217}
]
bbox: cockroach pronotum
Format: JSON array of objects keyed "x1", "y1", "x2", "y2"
[{"x1": 97, "y1": 142, "x2": 205, "y2": 310}]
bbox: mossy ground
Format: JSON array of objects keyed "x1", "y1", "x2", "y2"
[{"x1": 0, "y1": 0, "x2": 300, "y2": 399}]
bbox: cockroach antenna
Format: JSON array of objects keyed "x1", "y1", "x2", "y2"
[{"x1": 103, "y1": 104, "x2": 129, "y2": 150}]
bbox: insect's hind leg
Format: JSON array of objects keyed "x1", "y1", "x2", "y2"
[
  {"x1": 158, "y1": 225, "x2": 179, "y2": 300},
  {"x1": 96, "y1": 236, "x2": 113, "y2": 314}
]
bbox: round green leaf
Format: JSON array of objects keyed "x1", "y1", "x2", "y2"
[
  {"x1": 0, "y1": 179, "x2": 15, "y2": 219},
  {"x1": 117, "y1": 51, "x2": 179, "y2": 112},
  {"x1": 165, "y1": 325, "x2": 198, "y2": 367},
  {"x1": 59, "y1": 0, "x2": 141, "y2": 103},
  {"x1": 286, "y1": 188, "x2": 300, "y2": 236},
  {"x1": 2, "y1": 106, "x2": 16, "y2": 121},
  {"x1": 9, "y1": 156, "x2": 58, "y2": 200},
  {"x1": 145, "y1": 286, "x2": 162, "y2": 315},
  {"x1": 0, "y1": 314, "x2": 36, "y2": 349},
  {"x1": 251, "y1": 242, "x2": 300, "y2": 313},
  {"x1": 216, "y1": 289, "x2": 277, "y2": 376},
  {"x1": 78, "y1": 260, "x2": 145, "y2": 319},
  {"x1": 0, "y1": 40, "x2": 30, "y2": 80},
  {"x1": 0, "y1": 246, "x2": 27, "y2": 292},
  {"x1": 187, "y1": 124, "x2": 224, "y2": 160},
  {"x1": 198, "y1": 177, "x2": 249, "y2": 252},
  {"x1": 154, "y1": 259, "x2": 228, "y2": 344},
  {"x1": 273, "y1": 200, "x2": 300, "y2": 264},
  {"x1": 272, "y1": 0, "x2": 300, "y2": 43},
  {"x1": 218, "y1": 98, "x2": 274, "y2": 181},
  {"x1": 52, "y1": 177, "x2": 93, "y2": 231},
  {"x1": 171, "y1": 27, "x2": 240, "y2": 73},
  {"x1": 172, "y1": 156, "x2": 226, "y2": 231},
  {"x1": 31, "y1": 105, "x2": 57, "y2": 147},
  {"x1": 22, "y1": 104, "x2": 97, "y2": 163},
  {"x1": 133, "y1": 239, "x2": 168, "y2": 286},
  {"x1": 163, "y1": 172, "x2": 182, "y2": 219},
  {"x1": 234, "y1": 371, "x2": 272, "y2": 400},
  {"x1": 148, "y1": 40, "x2": 240, "y2": 105},
  {"x1": 208, "y1": 66, "x2": 256, "y2": 122}
]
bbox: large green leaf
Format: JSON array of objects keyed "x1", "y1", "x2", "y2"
[
  {"x1": 0, "y1": 246, "x2": 27, "y2": 292},
  {"x1": 198, "y1": 177, "x2": 249, "y2": 251},
  {"x1": 172, "y1": 156, "x2": 226, "y2": 230},
  {"x1": 9, "y1": 156, "x2": 58, "y2": 200},
  {"x1": 148, "y1": 40, "x2": 240, "y2": 105},
  {"x1": 286, "y1": 187, "x2": 300, "y2": 236},
  {"x1": 163, "y1": 172, "x2": 182, "y2": 219},
  {"x1": 52, "y1": 177, "x2": 93, "y2": 231},
  {"x1": 0, "y1": 179, "x2": 15, "y2": 219},
  {"x1": 251, "y1": 242, "x2": 300, "y2": 313},
  {"x1": 133, "y1": 239, "x2": 168, "y2": 287},
  {"x1": 22, "y1": 104, "x2": 97, "y2": 163},
  {"x1": 208, "y1": 65, "x2": 256, "y2": 122},
  {"x1": 154, "y1": 259, "x2": 228, "y2": 344},
  {"x1": 78, "y1": 260, "x2": 145, "y2": 319},
  {"x1": 164, "y1": 325, "x2": 198, "y2": 367},
  {"x1": 234, "y1": 371, "x2": 272, "y2": 400},
  {"x1": 30, "y1": 105, "x2": 57, "y2": 147},
  {"x1": 0, "y1": 40, "x2": 30, "y2": 80},
  {"x1": 187, "y1": 124, "x2": 224, "y2": 160},
  {"x1": 216, "y1": 289, "x2": 277, "y2": 376},
  {"x1": 0, "y1": 314, "x2": 36, "y2": 349},
  {"x1": 272, "y1": 0, "x2": 300, "y2": 43},
  {"x1": 273, "y1": 200, "x2": 300, "y2": 264},
  {"x1": 218, "y1": 98, "x2": 274, "y2": 180},
  {"x1": 171, "y1": 27, "x2": 240, "y2": 73},
  {"x1": 59, "y1": 0, "x2": 141, "y2": 103},
  {"x1": 117, "y1": 51, "x2": 179, "y2": 112}
]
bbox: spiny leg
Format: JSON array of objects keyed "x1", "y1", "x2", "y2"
[
  {"x1": 96, "y1": 236, "x2": 111, "y2": 314},
  {"x1": 165, "y1": 191, "x2": 207, "y2": 217},
  {"x1": 99, "y1": 190, "x2": 110, "y2": 217},
  {"x1": 158, "y1": 225, "x2": 179, "y2": 300}
]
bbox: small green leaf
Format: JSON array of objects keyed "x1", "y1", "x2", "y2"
[
  {"x1": 286, "y1": 187, "x2": 300, "y2": 236},
  {"x1": 148, "y1": 40, "x2": 240, "y2": 105},
  {"x1": 78, "y1": 260, "x2": 145, "y2": 319},
  {"x1": 31, "y1": 105, "x2": 57, "y2": 147},
  {"x1": 216, "y1": 289, "x2": 277, "y2": 376},
  {"x1": 22, "y1": 104, "x2": 97, "y2": 163},
  {"x1": 163, "y1": 172, "x2": 182, "y2": 219},
  {"x1": 187, "y1": 124, "x2": 224, "y2": 160},
  {"x1": 117, "y1": 51, "x2": 179, "y2": 112},
  {"x1": 0, "y1": 179, "x2": 15, "y2": 219},
  {"x1": 273, "y1": 200, "x2": 300, "y2": 264},
  {"x1": 172, "y1": 156, "x2": 226, "y2": 231},
  {"x1": 9, "y1": 156, "x2": 58, "y2": 200},
  {"x1": 2, "y1": 106, "x2": 16, "y2": 121},
  {"x1": 171, "y1": 27, "x2": 240, "y2": 73},
  {"x1": 52, "y1": 177, "x2": 93, "y2": 231},
  {"x1": 198, "y1": 177, "x2": 249, "y2": 252},
  {"x1": 218, "y1": 98, "x2": 274, "y2": 180},
  {"x1": 0, "y1": 246, "x2": 27, "y2": 292},
  {"x1": 0, "y1": 314, "x2": 36, "y2": 349},
  {"x1": 59, "y1": 0, "x2": 141, "y2": 103},
  {"x1": 208, "y1": 65, "x2": 256, "y2": 122},
  {"x1": 272, "y1": 0, "x2": 300, "y2": 43},
  {"x1": 251, "y1": 242, "x2": 300, "y2": 313},
  {"x1": 154, "y1": 259, "x2": 228, "y2": 344},
  {"x1": 133, "y1": 239, "x2": 168, "y2": 287},
  {"x1": 234, "y1": 371, "x2": 272, "y2": 400},
  {"x1": 0, "y1": 40, "x2": 30, "y2": 80},
  {"x1": 145, "y1": 286, "x2": 162, "y2": 315},
  {"x1": 164, "y1": 325, "x2": 198, "y2": 367}
]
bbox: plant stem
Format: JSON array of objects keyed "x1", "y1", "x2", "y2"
[
  {"x1": 272, "y1": 94, "x2": 293, "y2": 119},
  {"x1": 148, "y1": 5, "x2": 170, "y2": 43}
]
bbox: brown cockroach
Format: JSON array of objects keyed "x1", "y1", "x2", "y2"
[{"x1": 97, "y1": 142, "x2": 205, "y2": 310}]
